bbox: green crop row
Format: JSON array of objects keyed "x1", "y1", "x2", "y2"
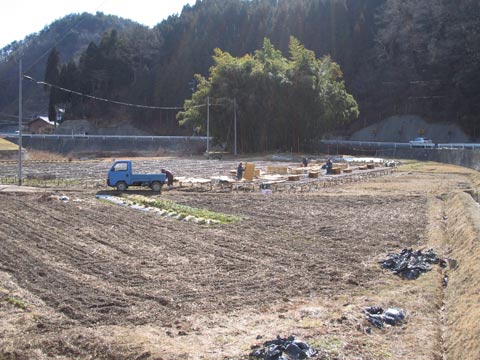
[{"x1": 126, "y1": 195, "x2": 240, "y2": 224}]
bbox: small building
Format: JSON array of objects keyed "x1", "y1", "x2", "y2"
[{"x1": 28, "y1": 116, "x2": 56, "y2": 134}]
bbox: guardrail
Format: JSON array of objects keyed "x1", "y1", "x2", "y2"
[
  {"x1": 321, "y1": 140, "x2": 480, "y2": 150},
  {"x1": 0, "y1": 133, "x2": 210, "y2": 141}
]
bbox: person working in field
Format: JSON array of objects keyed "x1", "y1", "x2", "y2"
[
  {"x1": 302, "y1": 157, "x2": 309, "y2": 167},
  {"x1": 161, "y1": 169, "x2": 174, "y2": 189},
  {"x1": 324, "y1": 158, "x2": 333, "y2": 174},
  {"x1": 236, "y1": 162, "x2": 245, "y2": 180}
]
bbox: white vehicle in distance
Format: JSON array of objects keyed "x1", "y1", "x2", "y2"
[{"x1": 409, "y1": 137, "x2": 435, "y2": 147}]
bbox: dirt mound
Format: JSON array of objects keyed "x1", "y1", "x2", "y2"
[{"x1": 350, "y1": 115, "x2": 470, "y2": 143}]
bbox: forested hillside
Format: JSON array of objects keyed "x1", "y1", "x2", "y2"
[
  {"x1": 370, "y1": 0, "x2": 480, "y2": 138},
  {"x1": 0, "y1": 12, "x2": 143, "y2": 118},
  {"x1": 2, "y1": 0, "x2": 479, "y2": 144}
]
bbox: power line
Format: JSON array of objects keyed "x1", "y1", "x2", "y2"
[
  {"x1": 0, "y1": 112, "x2": 33, "y2": 121},
  {"x1": 29, "y1": 77, "x2": 206, "y2": 110},
  {"x1": 0, "y1": 112, "x2": 22, "y2": 120},
  {"x1": 408, "y1": 95, "x2": 448, "y2": 100}
]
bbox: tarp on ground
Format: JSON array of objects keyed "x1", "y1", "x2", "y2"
[{"x1": 380, "y1": 248, "x2": 446, "y2": 280}]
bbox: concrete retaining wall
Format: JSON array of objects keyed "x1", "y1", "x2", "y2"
[
  {"x1": 15, "y1": 137, "x2": 208, "y2": 155},
  {"x1": 394, "y1": 148, "x2": 480, "y2": 171}
]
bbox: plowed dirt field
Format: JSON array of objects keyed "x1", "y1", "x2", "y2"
[{"x1": 0, "y1": 159, "x2": 477, "y2": 359}]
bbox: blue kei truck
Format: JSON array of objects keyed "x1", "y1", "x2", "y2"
[{"x1": 107, "y1": 160, "x2": 166, "y2": 192}]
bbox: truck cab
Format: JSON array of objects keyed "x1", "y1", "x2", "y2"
[{"x1": 107, "y1": 160, "x2": 166, "y2": 192}]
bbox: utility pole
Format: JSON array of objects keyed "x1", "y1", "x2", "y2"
[
  {"x1": 233, "y1": 98, "x2": 237, "y2": 156},
  {"x1": 206, "y1": 96, "x2": 210, "y2": 154},
  {"x1": 18, "y1": 59, "x2": 22, "y2": 186}
]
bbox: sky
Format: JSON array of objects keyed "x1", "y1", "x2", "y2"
[{"x1": 0, "y1": 0, "x2": 197, "y2": 48}]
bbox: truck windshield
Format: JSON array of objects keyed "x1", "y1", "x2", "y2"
[{"x1": 113, "y1": 163, "x2": 128, "y2": 171}]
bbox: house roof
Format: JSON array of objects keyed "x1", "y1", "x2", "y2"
[{"x1": 29, "y1": 116, "x2": 55, "y2": 126}]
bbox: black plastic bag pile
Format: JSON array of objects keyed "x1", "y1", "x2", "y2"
[
  {"x1": 250, "y1": 336, "x2": 318, "y2": 360},
  {"x1": 380, "y1": 248, "x2": 446, "y2": 279},
  {"x1": 365, "y1": 306, "x2": 405, "y2": 328}
]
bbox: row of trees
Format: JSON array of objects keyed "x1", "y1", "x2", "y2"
[
  {"x1": 177, "y1": 38, "x2": 358, "y2": 152},
  {"x1": 44, "y1": 28, "x2": 160, "y2": 126}
]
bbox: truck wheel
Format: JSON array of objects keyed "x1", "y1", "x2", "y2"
[
  {"x1": 116, "y1": 181, "x2": 127, "y2": 192},
  {"x1": 151, "y1": 181, "x2": 162, "y2": 192}
]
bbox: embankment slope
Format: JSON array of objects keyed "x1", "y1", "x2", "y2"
[{"x1": 444, "y1": 185, "x2": 480, "y2": 359}]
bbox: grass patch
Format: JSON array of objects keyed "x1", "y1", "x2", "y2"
[
  {"x1": 26, "y1": 150, "x2": 68, "y2": 161},
  {"x1": 214, "y1": 335, "x2": 236, "y2": 345},
  {"x1": 298, "y1": 318, "x2": 323, "y2": 329},
  {"x1": 443, "y1": 191, "x2": 480, "y2": 360},
  {"x1": 309, "y1": 337, "x2": 343, "y2": 355},
  {"x1": 5, "y1": 296, "x2": 28, "y2": 310},
  {"x1": 396, "y1": 160, "x2": 433, "y2": 172},
  {"x1": 397, "y1": 160, "x2": 472, "y2": 174},
  {"x1": 126, "y1": 195, "x2": 240, "y2": 224},
  {"x1": 0, "y1": 138, "x2": 18, "y2": 151},
  {"x1": 0, "y1": 177, "x2": 87, "y2": 187}
]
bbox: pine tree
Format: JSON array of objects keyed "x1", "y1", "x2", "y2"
[{"x1": 44, "y1": 48, "x2": 61, "y2": 126}]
